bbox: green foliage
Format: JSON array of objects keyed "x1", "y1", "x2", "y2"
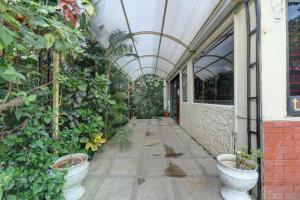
[
  {"x1": 0, "y1": 1, "x2": 134, "y2": 199},
  {"x1": 235, "y1": 146, "x2": 262, "y2": 170},
  {"x1": 133, "y1": 75, "x2": 164, "y2": 119},
  {"x1": 111, "y1": 127, "x2": 133, "y2": 150}
]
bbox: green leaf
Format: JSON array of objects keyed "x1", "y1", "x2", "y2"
[
  {"x1": 108, "y1": 99, "x2": 116, "y2": 105},
  {"x1": 27, "y1": 94, "x2": 37, "y2": 102},
  {"x1": 32, "y1": 17, "x2": 49, "y2": 28},
  {"x1": 0, "y1": 1, "x2": 8, "y2": 12},
  {"x1": 7, "y1": 195, "x2": 16, "y2": 200},
  {"x1": 15, "y1": 44, "x2": 27, "y2": 53},
  {"x1": 35, "y1": 140, "x2": 44, "y2": 150},
  {"x1": 0, "y1": 25, "x2": 15, "y2": 47},
  {"x1": 0, "y1": 66, "x2": 25, "y2": 83},
  {"x1": 32, "y1": 181, "x2": 44, "y2": 195},
  {"x1": 82, "y1": 0, "x2": 95, "y2": 16},
  {"x1": 44, "y1": 33, "x2": 56, "y2": 49},
  {"x1": 2, "y1": 13, "x2": 21, "y2": 27},
  {"x1": 78, "y1": 83, "x2": 87, "y2": 91},
  {"x1": 0, "y1": 187, "x2": 3, "y2": 200}
]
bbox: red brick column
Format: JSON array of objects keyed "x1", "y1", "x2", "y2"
[{"x1": 264, "y1": 121, "x2": 300, "y2": 200}]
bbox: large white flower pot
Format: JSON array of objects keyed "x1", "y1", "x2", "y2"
[
  {"x1": 216, "y1": 154, "x2": 258, "y2": 200},
  {"x1": 53, "y1": 153, "x2": 89, "y2": 200}
]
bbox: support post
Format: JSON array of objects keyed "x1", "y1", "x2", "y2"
[{"x1": 52, "y1": 52, "x2": 60, "y2": 139}]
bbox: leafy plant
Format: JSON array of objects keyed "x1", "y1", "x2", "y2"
[
  {"x1": 78, "y1": 116, "x2": 106, "y2": 152},
  {"x1": 133, "y1": 75, "x2": 164, "y2": 119},
  {"x1": 235, "y1": 146, "x2": 262, "y2": 170},
  {"x1": 0, "y1": 0, "x2": 134, "y2": 199},
  {"x1": 111, "y1": 127, "x2": 133, "y2": 150}
]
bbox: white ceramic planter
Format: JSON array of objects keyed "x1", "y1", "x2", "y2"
[
  {"x1": 53, "y1": 153, "x2": 89, "y2": 200},
  {"x1": 216, "y1": 154, "x2": 258, "y2": 200}
]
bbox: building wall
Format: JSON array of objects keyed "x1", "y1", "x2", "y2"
[
  {"x1": 178, "y1": 21, "x2": 236, "y2": 157},
  {"x1": 264, "y1": 121, "x2": 300, "y2": 200},
  {"x1": 260, "y1": 1, "x2": 300, "y2": 199},
  {"x1": 166, "y1": 1, "x2": 300, "y2": 199},
  {"x1": 180, "y1": 101, "x2": 235, "y2": 158}
]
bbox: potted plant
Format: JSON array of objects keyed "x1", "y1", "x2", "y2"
[
  {"x1": 163, "y1": 106, "x2": 169, "y2": 117},
  {"x1": 216, "y1": 146, "x2": 262, "y2": 200},
  {"x1": 53, "y1": 153, "x2": 89, "y2": 200}
]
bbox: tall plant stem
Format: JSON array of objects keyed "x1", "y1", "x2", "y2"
[
  {"x1": 104, "y1": 62, "x2": 111, "y2": 140},
  {"x1": 52, "y1": 52, "x2": 60, "y2": 139}
]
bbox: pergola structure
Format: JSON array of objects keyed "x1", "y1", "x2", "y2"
[{"x1": 92, "y1": 0, "x2": 236, "y2": 81}]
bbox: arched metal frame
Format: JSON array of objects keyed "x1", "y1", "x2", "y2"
[
  {"x1": 132, "y1": 31, "x2": 191, "y2": 51},
  {"x1": 122, "y1": 55, "x2": 175, "y2": 69},
  {"x1": 114, "y1": 0, "x2": 224, "y2": 80},
  {"x1": 132, "y1": 70, "x2": 166, "y2": 80},
  {"x1": 129, "y1": 66, "x2": 168, "y2": 77}
]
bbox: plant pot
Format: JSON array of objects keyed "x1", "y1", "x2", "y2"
[
  {"x1": 216, "y1": 154, "x2": 258, "y2": 200},
  {"x1": 53, "y1": 153, "x2": 89, "y2": 200},
  {"x1": 163, "y1": 112, "x2": 169, "y2": 117}
]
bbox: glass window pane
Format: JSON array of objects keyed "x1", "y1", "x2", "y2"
[
  {"x1": 193, "y1": 27, "x2": 234, "y2": 105},
  {"x1": 288, "y1": 1, "x2": 300, "y2": 115}
]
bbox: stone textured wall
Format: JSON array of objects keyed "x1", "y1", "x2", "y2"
[
  {"x1": 264, "y1": 121, "x2": 300, "y2": 200},
  {"x1": 180, "y1": 103, "x2": 189, "y2": 132},
  {"x1": 180, "y1": 103, "x2": 235, "y2": 157}
]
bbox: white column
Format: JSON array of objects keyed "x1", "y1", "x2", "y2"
[
  {"x1": 163, "y1": 80, "x2": 169, "y2": 111},
  {"x1": 186, "y1": 60, "x2": 194, "y2": 104}
]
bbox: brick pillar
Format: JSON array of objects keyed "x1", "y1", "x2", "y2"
[{"x1": 264, "y1": 121, "x2": 300, "y2": 200}]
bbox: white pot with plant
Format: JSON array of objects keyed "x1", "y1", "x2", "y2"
[
  {"x1": 216, "y1": 146, "x2": 262, "y2": 200},
  {"x1": 53, "y1": 153, "x2": 89, "y2": 200}
]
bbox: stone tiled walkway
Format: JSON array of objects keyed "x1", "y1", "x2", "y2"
[{"x1": 81, "y1": 118, "x2": 223, "y2": 200}]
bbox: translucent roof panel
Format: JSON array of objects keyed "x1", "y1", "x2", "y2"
[
  {"x1": 93, "y1": 0, "x2": 221, "y2": 79},
  {"x1": 116, "y1": 54, "x2": 136, "y2": 67},
  {"x1": 132, "y1": 69, "x2": 166, "y2": 80},
  {"x1": 94, "y1": 0, "x2": 128, "y2": 33},
  {"x1": 157, "y1": 58, "x2": 174, "y2": 72},
  {"x1": 159, "y1": 37, "x2": 186, "y2": 63},
  {"x1": 131, "y1": 67, "x2": 154, "y2": 78},
  {"x1": 123, "y1": 59, "x2": 141, "y2": 74},
  {"x1": 140, "y1": 57, "x2": 156, "y2": 67},
  {"x1": 163, "y1": 0, "x2": 219, "y2": 44},
  {"x1": 134, "y1": 34, "x2": 160, "y2": 56},
  {"x1": 124, "y1": 0, "x2": 165, "y2": 33}
]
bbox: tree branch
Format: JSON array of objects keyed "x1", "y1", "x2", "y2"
[{"x1": 0, "y1": 81, "x2": 53, "y2": 113}]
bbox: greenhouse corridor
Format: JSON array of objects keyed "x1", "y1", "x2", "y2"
[{"x1": 0, "y1": 0, "x2": 300, "y2": 200}]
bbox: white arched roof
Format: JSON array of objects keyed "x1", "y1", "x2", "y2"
[{"x1": 92, "y1": 0, "x2": 223, "y2": 79}]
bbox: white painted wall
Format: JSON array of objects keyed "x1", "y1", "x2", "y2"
[
  {"x1": 260, "y1": 0, "x2": 300, "y2": 121},
  {"x1": 178, "y1": 20, "x2": 236, "y2": 157}
]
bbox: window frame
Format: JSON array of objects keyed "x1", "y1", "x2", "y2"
[
  {"x1": 287, "y1": 0, "x2": 300, "y2": 116},
  {"x1": 192, "y1": 27, "x2": 234, "y2": 105}
]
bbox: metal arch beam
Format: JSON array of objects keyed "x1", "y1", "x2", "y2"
[
  {"x1": 131, "y1": 69, "x2": 166, "y2": 80},
  {"x1": 154, "y1": 0, "x2": 168, "y2": 77},
  {"x1": 132, "y1": 73, "x2": 165, "y2": 81},
  {"x1": 120, "y1": 0, "x2": 144, "y2": 75},
  {"x1": 121, "y1": 55, "x2": 175, "y2": 69},
  {"x1": 132, "y1": 31, "x2": 191, "y2": 51},
  {"x1": 129, "y1": 66, "x2": 168, "y2": 77}
]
